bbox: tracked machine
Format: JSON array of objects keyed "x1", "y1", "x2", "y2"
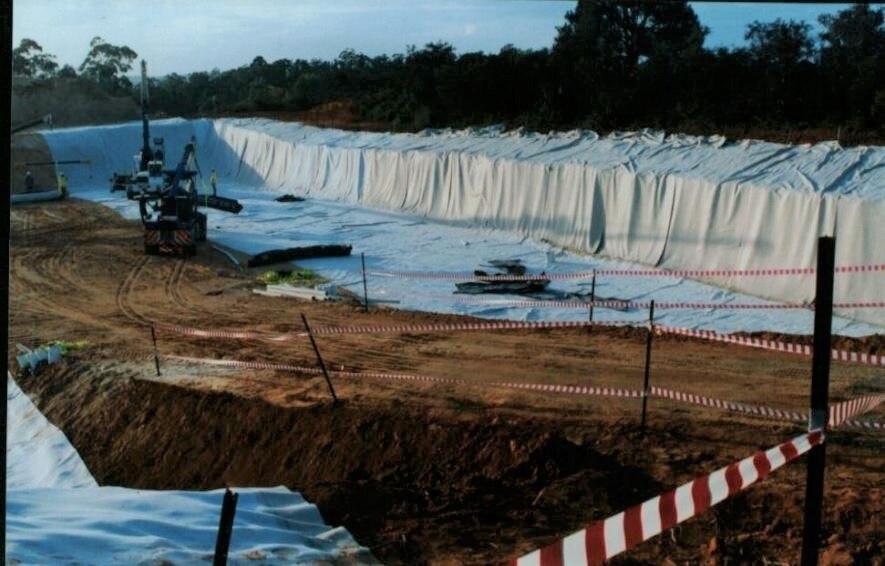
[
  {"x1": 114, "y1": 60, "x2": 242, "y2": 256},
  {"x1": 135, "y1": 137, "x2": 242, "y2": 256}
]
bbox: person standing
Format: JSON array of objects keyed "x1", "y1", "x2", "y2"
[
  {"x1": 210, "y1": 169, "x2": 218, "y2": 196},
  {"x1": 58, "y1": 172, "x2": 69, "y2": 198},
  {"x1": 24, "y1": 171, "x2": 34, "y2": 193}
]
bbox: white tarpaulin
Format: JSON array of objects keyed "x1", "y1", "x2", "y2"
[{"x1": 41, "y1": 118, "x2": 884, "y2": 328}]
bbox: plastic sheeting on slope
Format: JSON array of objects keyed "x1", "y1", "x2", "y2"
[
  {"x1": 40, "y1": 118, "x2": 884, "y2": 327},
  {"x1": 7, "y1": 375, "x2": 97, "y2": 489},
  {"x1": 6, "y1": 373, "x2": 377, "y2": 565}
]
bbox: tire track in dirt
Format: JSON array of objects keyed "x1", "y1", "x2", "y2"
[
  {"x1": 115, "y1": 255, "x2": 152, "y2": 326},
  {"x1": 9, "y1": 248, "x2": 118, "y2": 341},
  {"x1": 166, "y1": 258, "x2": 203, "y2": 315},
  {"x1": 10, "y1": 210, "x2": 34, "y2": 236}
]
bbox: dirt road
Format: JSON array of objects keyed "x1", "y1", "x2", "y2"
[{"x1": 9, "y1": 199, "x2": 883, "y2": 564}]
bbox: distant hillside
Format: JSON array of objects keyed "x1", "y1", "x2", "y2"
[{"x1": 12, "y1": 77, "x2": 139, "y2": 129}]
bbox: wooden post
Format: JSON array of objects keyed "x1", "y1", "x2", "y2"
[
  {"x1": 150, "y1": 325, "x2": 161, "y2": 376},
  {"x1": 800, "y1": 236, "x2": 835, "y2": 566},
  {"x1": 301, "y1": 313, "x2": 339, "y2": 404},
  {"x1": 212, "y1": 488, "x2": 238, "y2": 566},
  {"x1": 361, "y1": 252, "x2": 369, "y2": 313},
  {"x1": 640, "y1": 300, "x2": 655, "y2": 432}
]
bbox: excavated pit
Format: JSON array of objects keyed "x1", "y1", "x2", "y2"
[{"x1": 14, "y1": 357, "x2": 883, "y2": 565}]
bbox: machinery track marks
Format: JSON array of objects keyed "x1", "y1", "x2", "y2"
[{"x1": 116, "y1": 255, "x2": 152, "y2": 326}]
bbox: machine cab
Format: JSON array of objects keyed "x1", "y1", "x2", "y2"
[{"x1": 147, "y1": 160, "x2": 164, "y2": 190}]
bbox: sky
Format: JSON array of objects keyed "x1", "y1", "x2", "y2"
[{"x1": 12, "y1": 1, "x2": 879, "y2": 76}]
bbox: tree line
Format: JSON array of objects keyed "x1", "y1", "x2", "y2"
[{"x1": 12, "y1": 2, "x2": 885, "y2": 139}]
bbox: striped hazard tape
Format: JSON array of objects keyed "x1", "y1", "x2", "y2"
[
  {"x1": 367, "y1": 263, "x2": 885, "y2": 282},
  {"x1": 650, "y1": 386, "x2": 806, "y2": 423},
  {"x1": 155, "y1": 320, "x2": 633, "y2": 341},
  {"x1": 164, "y1": 355, "x2": 641, "y2": 397},
  {"x1": 440, "y1": 297, "x2": 882, "y2": 311},
  {"x1": 508, "y1": 430, "x2": 824, "y2": 566},
  {"x1": 158, "y1": 319, "x2": 884, "y2": 369},
  {"x1": 829, "y1": 394, "x2": 885, "y2": 429},
  {"x1": 840, "y1": 419, "x2": 883, "y2": 431},
  {"x1": 165, "y1": 355, "x2": 320, "y2": 374},
  {"x1": 163, "y1": 355, "x2": 881, "y2": 431},
  {"x1": 310, "y1": 319, "x2": 634, "y2": 336},
  {"x1": 649, "y1": 387, "x2": 882, "y2": 431},
  {"x1": 655, "y1": 325, "x2": 884, "y2": 366},
  {"x1": 491, "y1": 382, "x2": 642, "y2": 398},
  {"x1": 155, "y1": 324, "x2": 305, "y2": 342}
]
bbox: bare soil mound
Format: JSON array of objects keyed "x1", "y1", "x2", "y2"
[
  {"x1": 12, "y1": 77, "x2": 138, "y2": 129},
  {"x1": 215, "y1": 100, "x2": 389, "y2": 131}
]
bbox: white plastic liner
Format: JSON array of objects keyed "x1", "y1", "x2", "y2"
[
  {"x1": 7, "y1": 375, "x2": 97, "y2": 489},
  {"x1": 41, "y1": 118, "x2": 884, "y2": 330}
]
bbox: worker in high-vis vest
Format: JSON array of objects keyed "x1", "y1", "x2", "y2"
[
  {"x1": 58, "y1": 173, "x2": 68, "y2": 198},
  {"x1": 210, "y1": 169, "x2": 218, "y2": 196}
]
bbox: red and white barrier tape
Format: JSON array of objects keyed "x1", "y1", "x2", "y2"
[
  {"x1": 841, "y1": 419, "x2": 883, "y2": 431},
  {"x1": 310, "y1": 319, "x2": 635, "y2": 336},
  {"x1": 439, "y1": 296, "x2": 882, "y2": 311},
  {"x1": 650, "y1": 387, "x2": 883, "y2": 431},
  {"x1": 155, "y1": 323, "x2": 304, "y2": 342},
  {"x1": 164, "y1": 355, "x2": 641, "y2": 397},
  {"x1": 655, "y1": 325, "x2": 884, "y2": 366},
  {"x1": 508, "y1": 430, "x2": 824, "y2": 566},
  {"x1": 156, "y1": 321, "x2": 882, "y2": 368},
  {"x1": 829, "y1": 394, "x2": 885, "y2": 428},
  {"x1": 491, "y1": 382, "x2": 642, "y2": 398},
  {"x1": 650, "y1": 386, "x2": 806, "y2": 423},
  {"x1": 155, "y1": 319, "x2": 635, "y2": 341},
  {"x1": 164, "y1": 355, "x2": 881, "y2": 430},
  {"x1": 367, "y1": 264, "x2": 885, "y2": 282},
  {"x1": 165, "y1": 355, "x2": 321, "y2": 374}
]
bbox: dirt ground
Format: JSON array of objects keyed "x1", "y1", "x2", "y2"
[
  {"x1": 8, "y1": 198, "x2": 884, "y2": 565},
  {"x1": 12, "y1": 77, "x2": 139, "y2": 130}
]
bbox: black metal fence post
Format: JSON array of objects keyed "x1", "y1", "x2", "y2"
[
  {"x1": 640, "y1": 300, "x2": 655, "y2": 432},
  {"x1": 301, "y1": 313, "x2": 339, "y2": 404},
  {"x1": 361, "y1": 252, "x2": 369, "y2": 312},
  {"x1": 150, "y1": 325, "x2": 161, "y2": 376},
  {"x1": 588, "y1": 269, "x2": 596, "y2": 327},
  {"x1": 800, "y1": 236, "x2": 835, "y2": 566},
  {"x1": 213, "y1": 488, "x2": 238, "y2": 566}
]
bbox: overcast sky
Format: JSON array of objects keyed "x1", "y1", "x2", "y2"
[{"x1": 12, "y1": 1, "x2": 874, "y2": 76}]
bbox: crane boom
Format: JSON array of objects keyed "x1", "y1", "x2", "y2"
[{"x1": 139, "y1": 60, "x2": 152, "y2": 172}]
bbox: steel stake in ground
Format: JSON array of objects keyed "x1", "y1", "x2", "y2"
[
  {"x1": 361, "y1": 252, "x2": 369, "y2": 312},
  {"x1": 301, "y1": 313, "x2": 339, "y2": 404},
  {"x1": 641, "y1": 300, "x2": 655, "y2": 432},
  {"x1": 150, "y1": 325, "x2": 161, "y2": 376},
  {"x1": 801, "y1": 236, "x2": 835, "y2": 566},
  {"x1": 212, "y1": 488, "x2": 238, "y2": 566}
]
